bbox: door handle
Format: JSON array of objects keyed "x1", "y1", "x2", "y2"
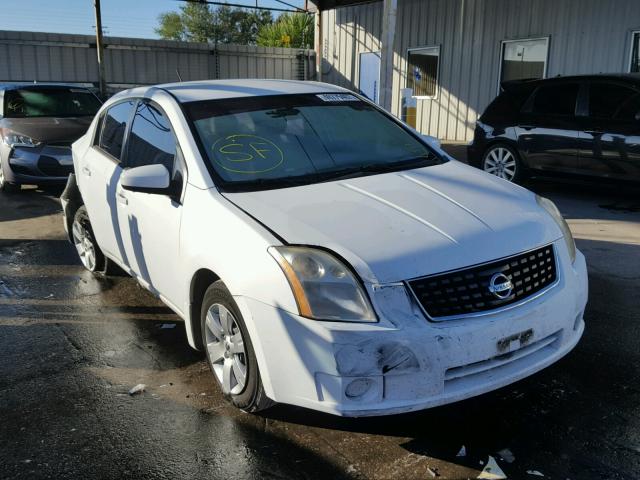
[
  {"x1": 519, "y1": 125, "x2": 536, "y2": 131},
  {"x1": 81, "y1": 166, "x2": 91, "y2": 177},
  {"x1": 117, "y1": 191, "x2": 128, "y2": 205}
]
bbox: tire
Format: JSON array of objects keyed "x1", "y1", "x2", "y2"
[
  {"x1": 201, "y1": 280, "x2": 273, "y2": 413},
  {"x1": 72, "y1": 206, "x2": 109, "y2": 274},
  {"x1": 481, "y1": 143, "x2": 525, "y2": 183},
  {"x1": 0, "y1": 158, "x2": 20, "y2": 193}
]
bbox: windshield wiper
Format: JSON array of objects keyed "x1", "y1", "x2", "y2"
[{"x1": 317, "y1": 155, "x2": 435, "y2": 182}]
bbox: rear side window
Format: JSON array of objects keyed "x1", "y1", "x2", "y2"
[
  {"x1": 589, "y1": 83, "x2": 639, "y2": 120},
  {"x1": 126, "y1": 102, "x2": 176, "y2": 172},
  {"x1": 98, "y1": 101, "x2": 135, "y2": 161},
  {"x1": 531, "y1": 84, "x2": 578, "y2": 116},
  {"x1": 482, "y1": 87, "x2": 533, "y2": 121}
]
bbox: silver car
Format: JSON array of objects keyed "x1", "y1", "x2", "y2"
[{"x1": 0, "y1": 84, "x2": 102, "y2": 192}]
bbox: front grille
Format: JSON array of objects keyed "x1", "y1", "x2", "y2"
[
  {"x1": 407, "y1": 245, "x2": 557, "y2": 320},
  {"x1": 37, "y1": 156, "x2": 73, "y2": 177}
]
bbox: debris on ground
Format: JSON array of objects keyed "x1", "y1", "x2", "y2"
[
  {"x1": 128, "y1": 384, "x2": 146, "y2": 395},
  {"x1": 497, "y1": 448, "x2": 515, "y2": 463},
  {"x1": 426, "y1": 466, "x2": 439, "y2": 477},
  {"x1": 526, "y1": 470, "x2": 544, "y2": 477},
  {"x1": 456, "y1": 445, "x2": 467, "y2": 457},
  {"x1": 477, "y1": 456, "x2": 507, "y2": 479},
  {"x1": 160, "y1": 323, "x2": 176, "y2": 329}
]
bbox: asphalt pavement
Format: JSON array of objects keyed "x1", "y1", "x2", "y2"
[{"x1": 0, "y1": 153, "x2": 639, "y2": 479}]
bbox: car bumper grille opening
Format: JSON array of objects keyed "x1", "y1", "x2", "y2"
[{"x1": 407, "y1": 244, "x2": 557, "y2": 320}]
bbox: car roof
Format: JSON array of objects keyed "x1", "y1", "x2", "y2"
[
  {"x1": 502, "y1": 73, "x2": 640, "y2": 90},
  {"x1": 117, "y1": 79, "x2": 350, "y2": 104}
]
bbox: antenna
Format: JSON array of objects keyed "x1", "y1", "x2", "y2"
[{"x1": 176, "y1": 68, "x2": 183, "y2": 82}]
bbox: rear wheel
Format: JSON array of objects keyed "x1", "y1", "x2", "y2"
[
  {"x1": 72, "y1": 206, "x2": 107, "y2": 274},
  {"x1": 482, "y1": 144, "x2": 524, "y2": 183},
  {"x1": 0, "y1": 158, "x2": 20, "y2": 193},
  {"x1": 201, "y1": 281, "x2": 273, "y2": 413}
]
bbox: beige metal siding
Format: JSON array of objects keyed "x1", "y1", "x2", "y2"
[
  {"x1": 0, "y1": 30, "x2": 315, "y2": 92},
  {"x1": 322, "y1": 0, "x2": 640, "y2": 142}
]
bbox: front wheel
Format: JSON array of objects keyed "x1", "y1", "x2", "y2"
[
  {"x1": 201, "y1": 281, "x2": 273, "y2": 413},
  {"x1": 72, "y1": 206, "x2": 108, "y2": 274},
  {"x1": 482, "y1": 144, "x2": 524, "y2": 183}
]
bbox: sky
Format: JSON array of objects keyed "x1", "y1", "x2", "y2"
[{"x1": 0, "y1": 0, "x2": 306, "y2": 39}]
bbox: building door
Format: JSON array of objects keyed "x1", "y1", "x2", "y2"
[{"x1": 359, "y1": 51, "x2": 381, "y2": 104}]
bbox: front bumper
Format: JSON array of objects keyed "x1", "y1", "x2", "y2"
[
  {"x1": 1, "y1": 143, "x2": 73, "y2": 185},
  {"x1": 237, "y1": 242, "x2": 588, "y2": 417}
]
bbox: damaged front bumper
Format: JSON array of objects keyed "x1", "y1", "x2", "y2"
[{"x1": 237, "y1": 242, "x2": 588, "y2": 417}]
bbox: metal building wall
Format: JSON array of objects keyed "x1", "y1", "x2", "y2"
[
  {"x1": 322, "y1": 0, "x2": 640, "y2": 142},
  {"x1": 0, "y1": 30, "x2": 315, "y2": 91}
]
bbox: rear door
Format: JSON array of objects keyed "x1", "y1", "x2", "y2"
[
  {"x1": 78, "y1": 99, "x2": 136, "y2": 263},
  {"x1": 516, "y1": 82, "x2": 581, "y2": 174},
  {"x1": 577, "y1": 81, "x2": 640, "y2": 180},
  {"x1": 117, "y1": 100, "x2": 186, "y2": 310}
]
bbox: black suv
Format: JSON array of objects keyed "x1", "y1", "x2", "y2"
[{"x1": 468, "y1": 74, "x2": 640, "y2": 183}]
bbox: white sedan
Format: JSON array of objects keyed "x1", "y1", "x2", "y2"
[{"x1": 61, "y1": 80, "x2": 587, "y2": 417}]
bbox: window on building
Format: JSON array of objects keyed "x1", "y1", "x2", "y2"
[
  {"x1": 500, "y1": 38, "x2": 549, "y2": 87},
  {"x1": 630, "y1": 31, "x2": 640, "y2": 73},
  {"x1": 530, "y1": 83, "x2": 578, "y2": 116},
  {"x1": 98, "y1": 100, "x2": 136, "y2": 161},
  {"x1": 127, "y1": 101, "x2": 176, "y2": 172},
  {"x1": 407, "y1": 46, "x2": 440, "y2": 98}
]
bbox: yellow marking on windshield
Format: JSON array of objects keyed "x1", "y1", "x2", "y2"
[{"x1": 212, "y1": 134, "x2": 284, "y2": 174}]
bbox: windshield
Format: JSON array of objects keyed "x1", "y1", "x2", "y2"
[
  {"x1": 3, "y1": 87, "x2": 102, "y2": 118},
  {"x1": 185, "y1": 93, "x2": 444, "y2": 191}
]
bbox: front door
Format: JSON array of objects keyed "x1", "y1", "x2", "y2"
[
  {"x1": 359, "y1": 51, "x2": 381, "y2": 104},
  {"x1": 78, "y1": 100, "x2": 136, "y2": 264},
  {"x1": 577, "y1": 81, "x2": 640, "y2": 181},
  {"x1": 516, "y1": 82, "x2": 580, "y2": 174},
  {"x1": 117, "y1": 100, "x2": 185, "y2": 311}
]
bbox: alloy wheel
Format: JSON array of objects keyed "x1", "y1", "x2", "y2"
[
  {"x1": 205, "y1": 303, "x2": 248, "y2": 395},
  {"x1": 72, "y1": 218, "x2": 97, "y2": 271},
  {"x1": 484, "y1": 147, "x2": 517, "y2": 181}
]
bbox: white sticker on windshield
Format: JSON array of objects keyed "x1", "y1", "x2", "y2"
[{"x1": 316, "y1": 93, "x2": 359, "y2": 102}]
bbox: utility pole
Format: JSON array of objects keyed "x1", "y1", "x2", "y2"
[{"x1": 94, "y1": 0, "x2": 106, "y2": 98}]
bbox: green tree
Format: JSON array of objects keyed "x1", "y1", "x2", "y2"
[
  {"x1": 155, "y1": 4, "x2": 272, "y2": 45},
  {"x1": 256, "y1": 13, "x2": 314, "y2": 49}
]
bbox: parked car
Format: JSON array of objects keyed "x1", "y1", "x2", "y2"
[
  {"x1": 62, "y1": 80, "x2": 587, "y2": 417},
  {"x1": 0, "y1": 83, "x2": 102, "y2": 192},
  {"x1": 468, "y1": 74, "x2": 640, "y2": 183}
]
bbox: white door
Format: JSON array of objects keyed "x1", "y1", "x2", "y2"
[
  {"x1": 116, "y1": 100, "x2": 185, "y2": 311},
  {"x1": 79, "y1": 100, "x2": 136, "y2": 264},
  {"x1": 359, "y1": 51, "x2": 381, "y2": 104}
]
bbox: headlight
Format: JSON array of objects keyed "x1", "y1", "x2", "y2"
[
  {"x1": 0, "y1": 129, "x2": 39, "y2": 148},
  {"x1": 536, "y1": 195, "x2": 576, "y2": 263},
  {"x1": 269, "y1": 246, "x2": 376, "y2": 322}
]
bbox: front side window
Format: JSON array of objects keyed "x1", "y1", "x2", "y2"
[
  {"x1": 406, "y1": 47, "x2": 440, "y2": 98},
  {"x1": 588, "y1": 83, "x2": 639, "y2": 120},
  {"x1": 186, "y1": 93, "x2": 443, "y2": 191},
  {"x1": 126, "y1": 102, "x2": 176, "y2": 172},
  {"x1": 98, "y1": 100, "x2": 135, "y2": 161},
  {"x1": 530, "y1": 84, "x2": 578, "y2": 116},
  {"x1": 630, "y1": 32, "x2": 640, "y2": 73},
  {"x1": 500, "y1": 38, "x2": 548, "y2": 86},
  {"x1": 3, "y1": 86, "x2": 101, "y2": 118}
]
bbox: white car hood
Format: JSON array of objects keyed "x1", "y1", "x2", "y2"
[{"x1": 224, "y1": 161, "x2": 561, "y2": 284}]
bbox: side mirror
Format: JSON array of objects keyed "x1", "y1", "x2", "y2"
[
  {"x1": 422, "y1": 134, "x2": 441, "y2": 149},
  {"x1": 121, "y1": 164, "x2": 171, "y2": 195}
]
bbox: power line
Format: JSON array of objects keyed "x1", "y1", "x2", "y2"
[{"x1": 174, "y1": 0, "x2": 308, "y2": 14}]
